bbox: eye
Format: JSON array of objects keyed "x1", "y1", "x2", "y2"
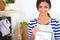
[
  {"x1": 39, "y1": 6, "x2": 42, "y2": 8},
  {"x1": 45, "y1": 6, "x2": 48, "y2": 8}
]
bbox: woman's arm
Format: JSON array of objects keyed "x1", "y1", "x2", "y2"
[
  {"x1": 30, "y1": 27, "x2": 39, "y2": 40},
  {"x1": 28, "y1": 19, "x2": 39, "y2": 40},
  {"x1": 30, "y1": 34, "x2": 34, "y2": 40}
]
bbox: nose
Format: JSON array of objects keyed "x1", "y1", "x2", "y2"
[{"x1": 41, "y1": 8, "x2": 45, "y2": 12}]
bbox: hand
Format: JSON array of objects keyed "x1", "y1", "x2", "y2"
[
  {"x1": 32, "y1": 26, "x2": 39, "y2": 36},
  {"x1": 30, "y1": 26, "x2": 39, "y2": 40}
]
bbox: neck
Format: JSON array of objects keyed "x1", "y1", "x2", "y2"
[{"x1": 38, "y1": 15, "x2": 50, "y2": 20}]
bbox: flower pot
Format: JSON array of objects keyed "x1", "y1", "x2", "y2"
[
  {"x1": 21, "y1": 25, "x2": 28, "y2": 40},
  {"x1": 5, "y1": 4, "x2": 15, "y2": 10},
  {"x1": 0, "y1": 1, "x2": 6, "y2": 11}
]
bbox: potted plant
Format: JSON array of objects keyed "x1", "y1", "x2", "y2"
[
  {"x1": 4, "y1": 0, "x2": 15, "y2": 10},
  {"x1": 20, "y1": 21, "x2": 28, "y2": 40}
]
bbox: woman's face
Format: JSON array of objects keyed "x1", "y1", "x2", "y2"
[{"x1": 38, "y1": 2, "x2": 50, "y2": 16}]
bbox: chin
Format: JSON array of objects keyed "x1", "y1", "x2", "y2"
[{"x1": 42, "y1": 14, "x2": 47, "y2": 16}]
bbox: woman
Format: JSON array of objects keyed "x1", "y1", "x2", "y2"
[{"x1": 28, "y1": 0, "x2": 60, "y2": 40}]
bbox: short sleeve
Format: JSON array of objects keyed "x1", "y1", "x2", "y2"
[
  {"x1": 51, "y1": 18, "x2": 60, "y2": 40},
  {"x1": 28, "y1": 19, "x2": 37, "y2": 40}
]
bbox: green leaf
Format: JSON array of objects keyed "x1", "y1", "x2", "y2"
[
  {"x1": 20, "y1": 21, "x2": 28, "y2": 27},
  {"x1": 5, "y1": 0, "x2": 15, "y2": 4}
]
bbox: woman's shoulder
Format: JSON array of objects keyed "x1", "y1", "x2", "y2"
[
  {"x1": 28, "y1": 18, "x2": 37, "y2": 25},
  {"x1": 29, "y1": 18, "x2": 37, "y2": 23},
  {"x1": 51, "y1": 18, "x2": 60, "y2": 24},
  {"x1": 28, "y1": 18, "x2": 37, "y2": 29}
]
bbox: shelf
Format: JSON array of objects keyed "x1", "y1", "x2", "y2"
[{"x1": 0, "y1": 10, "x2": 20, "y2": 14}]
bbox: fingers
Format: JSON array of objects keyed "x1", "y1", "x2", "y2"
[{"x1": 32, "y1": 27, "x2": 39, "y2": 35}]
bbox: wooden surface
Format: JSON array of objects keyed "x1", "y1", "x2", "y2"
[{"x1": 0, "y1": 10, "x2": 19, "y2": 14}]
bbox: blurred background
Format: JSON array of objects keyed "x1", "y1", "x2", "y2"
[{"x1": 0, "y1": 0, "x2": 60, "y2": 40}]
